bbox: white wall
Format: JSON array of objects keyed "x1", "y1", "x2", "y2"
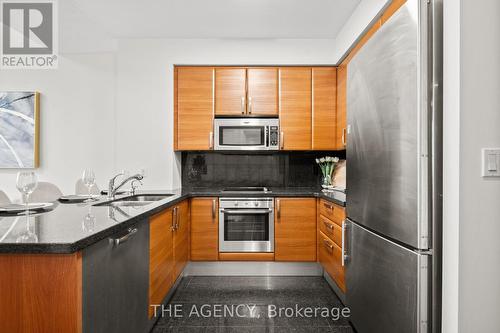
[
  {"x1": 0, "y1": 54, "x2": 116, "y2": 199},
  {"x1": 457, "y1": 0, "x2": 500, "y2": 331},
  {"x1": 114, "y1": 38, "x2": 337, "y2": 190},
  {"x1": 442, "y1": 0, "x2": 460, "y2": 331},
  {"x1": 333, "y1": 0, "x2": 390, "y2": 62}
]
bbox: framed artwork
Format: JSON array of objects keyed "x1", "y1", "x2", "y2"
[{"x1": 0, "y1": 91, "x2": 40, "y2": 168}]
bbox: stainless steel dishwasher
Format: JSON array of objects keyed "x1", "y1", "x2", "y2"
[{"x1": 82, "y1": 219, "x2": 149, "y2": 333}]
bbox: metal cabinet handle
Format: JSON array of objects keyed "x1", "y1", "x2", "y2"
[
  {"x1": 248, "y1": 97, "x2": 252, "y2": 114},
  {"x1": 175, "y1": 206, "x2": 181, "y2": 229},
  {"x1": 241, "y1": 96, "x2": 245, "y2": 114},
  {"x1": 111, "y1": 228, "x2": 137, "y2": 246},
  {"x1": 280, "y1": 132, "x2": 284, "y2": 150},
  {"x1": 172, "y1": 206, "x2": 179, "y2": 231},
  {"x1": 323, "y1": 239, "x2": 333, "y2": 252},
  {"x1": 342, "y1": 128, "x2": 347, "y2": 146},
  {"x1": 276, "y1": 199, "x2": 281, "y2": 220},
  {"x1": 323, "y1": 220, "x2": 334, "y2": 231},
  {"x1": 341, "y1": 220, "x2": 346, "y2": 266},
  {"x1": 209, "y1": 132, "x2": 214, "y2": 149},
  {"x1": 212, "y1": 199, "x2": 216, "y2": 220},
  {"x1": 323, "y1": 202, "x2": 333, "y2": 211}
]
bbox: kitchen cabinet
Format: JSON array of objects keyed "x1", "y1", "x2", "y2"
[
  {"x1": 149, "y1": 208, "x2": 175, "y2": 318},
  {"x1": 312, "y1": 67, "x2": 337, "y2": 150},
  {"x1": 83, "y1": 219, "x2": 150, "y2": 333},
  {"x1": 317, "y1": 199, "x2": 346, "y2": 293},
  {"x1": 247, "y1": 68, "x2": 278, "y2": 116},
  {"x1": 215, "y1": 68, "x2": 247, "y2": 116},
  {"x1": 318, "y1": 230, "x2": 345, "y2": 292},
  {"x1": 279, "y1": 68, "x2": 312, "y2": 150},
  {"x1": 173, "y1": 200, "x2": 189, "y2": 278},
  {"x1": 149, "y1": 201, "x2": 189, "y2": 318},
  {"x1": 175, "y1": 67, "x2": 214, "y2": 150},
  {"x1": 274, "y1": 197, "x2": 316, "y2": 261},
  {"x1": 335, "y1": 64, "x2": 347, "y2": 150},
  {"x1": 190, "y1": 197, "x2": 218, "y2": 261}
]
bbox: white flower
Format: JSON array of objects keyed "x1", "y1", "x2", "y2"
[
  {"x1": 320, "y1": 157, "x2": 325, "y2": 163},
  {"x1": 316, "y1": 158, "x2": 320, "y2": 164},
  {"x1": 333, "y1": 157, "x2": 339, "y2": 163}
]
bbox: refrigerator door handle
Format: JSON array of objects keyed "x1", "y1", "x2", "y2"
[{"x1": 342, "y1": 219, "x2": 347, "y2": 266}]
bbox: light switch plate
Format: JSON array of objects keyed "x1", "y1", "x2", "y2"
[{"x1": 482, "y1": 148, "x2": 500, "y2": 177}]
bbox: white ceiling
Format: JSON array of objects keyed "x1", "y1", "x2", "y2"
[{"x1": 61, "y1": 0, "x2": 361, "y2": 41}]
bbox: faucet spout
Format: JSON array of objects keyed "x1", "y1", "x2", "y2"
[{"x1": 108, "y1": 173, "x2": 144, "y2": 199}]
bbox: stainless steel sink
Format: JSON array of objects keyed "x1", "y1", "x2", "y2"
[
  {"x1": 94, "y1": 194, "x2": 173, "y2": 207},
  {"x1": 115, "y1": 194, "x2": 173, "y2": 202},
  {"x1": 107, "y1": 201, "x2": 153, "y2": 207}
]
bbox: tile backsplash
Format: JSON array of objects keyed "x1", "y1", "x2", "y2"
[{"x1": 181, "y1": 151, "x2": 346, "y2": 189}]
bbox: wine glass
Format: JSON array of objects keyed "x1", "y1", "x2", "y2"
[
  {"x1": 82, "y1": 169, "x2": 96, "y2": 202},
  {"x1": 16, "y1": 215, "x2": 38, "y2": 243},
  {"x1": 82, "y1": 207, "x2": 96, "y2": 233},
  {"x1": 16, "y1": 171, "x2": 38, "y2": 214}
]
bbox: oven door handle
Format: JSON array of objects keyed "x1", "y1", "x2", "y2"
[{"x1": 220, "y1": 209, "x2": 273, "y2": 214}]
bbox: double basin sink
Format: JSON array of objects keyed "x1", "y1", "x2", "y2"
[{"x1": 94, "y1": 194, "x2": 173, "y2": 208}]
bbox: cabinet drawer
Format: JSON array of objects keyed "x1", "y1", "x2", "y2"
[
  {"x1": 318, "y1": 214, "x2": 342, "y2": 247},
  {"x1": 319, "y1": 199, "x2": 345, "y2": 226},
  {"x1": 318, "y1": 231, "x2": 345, "y2": 292}
]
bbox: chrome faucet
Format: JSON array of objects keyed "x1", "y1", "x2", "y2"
[{"x1": 108, "y1": 172, "x2": 144, "y2": 199}]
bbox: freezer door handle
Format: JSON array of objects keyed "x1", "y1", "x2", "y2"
[{"x1": 341, "y1": 219, "x2": 347, "y2": 266}]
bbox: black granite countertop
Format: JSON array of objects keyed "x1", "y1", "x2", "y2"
[{"x1": 0, "y1": 188, "x2": 345, "y2": 254}]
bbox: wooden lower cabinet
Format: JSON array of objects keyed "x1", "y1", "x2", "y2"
[
  {"x1": 190, "y1": 197, "x2": 218, "y2": 261},
  {"x1": 274, "y1": 198, "x2": 317, "y2": 261},
  {"x1": 0, "y1": 253, "x2": 83, "y2": 333},
  {"x1": 149, "y1": 200, "x2": 189, "y2": 318},
  {"x1": 173, "y1": 200, "x2": 190, "y2": 278},
  {"x1": 149, "y1": 207, "x2": 175, "y2": 318},
  {"x1": 318, "y1": 230, "x2": 345, "y2": 292}
]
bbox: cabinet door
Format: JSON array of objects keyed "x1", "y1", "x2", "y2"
[
  {"x1": 318, "y1": 230, "x2": 345, "y2": 292},
  {"x1": 149, "y1": 209, "x2": 174, "y2": 318},
  {"x1": 190, "y1": 198, "x2": 218, "y2": 261},
  {"x1": 275, "y1": 198, "x2": 316, "y2": 261},
  {"x1": 173, "y1": 200, "x2": 189, "y2": 279},
  {"x1": 312, "y1": 67, "x2": 337, "y2": 150},
  {"x1": 176, "y1": 67, "x2": 214, "y2": 150},
  {"x1": 279, "y1": 68, "x2": 312, "y2": 150},
  {"x1": 83, "y1": 220, "x2": 149, "y2": 333},
  {"x1": 335, "y1": 64, "x2": 347, "y2": 149},
  {"x1": 247, "y1": 68, "x2": 278, "y2": 116},
  {"x1": 215, "y1": 68, "x2": 247, "y2": 116}
]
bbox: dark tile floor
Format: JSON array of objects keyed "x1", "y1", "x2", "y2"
[{"x1": 151, "y1": 276, "x2": 354, "y2": 333}]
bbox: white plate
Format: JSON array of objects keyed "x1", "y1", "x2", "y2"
[
  {"x1": 0, "y1": 202, "x2": 55, "y2": 213},
  {"x1": 59, "y1": 194, "x2": 99, "y2": 203}
]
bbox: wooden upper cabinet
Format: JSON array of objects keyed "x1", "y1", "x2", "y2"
[
  {"x1": 336, "y1": 64, "x2": 347, "y2": 150},
  {"x1": 275, "y1": 197, "x2": 317, "y2": 261},
  {"x1": 247, "y1": 68, "x2": 278, "y2": 116},
  {"x1": 279, "y1": 68, "x2": 312, "y2": 150},
  {"x1": 190, "y1": 197, "x2": 218, "y2": 261},
  {"x1": 149, "y1": 208, "x2": 174, "y2": 318},
  {"x1": 215, "y1": 68, "x2": 247, "y2": 116},
  {"x1": 175, "y1": 67, "x2": 214, "y2": 150},
  {"x1": 312, "y1": 67, "x2": 337, "y2": 150}
]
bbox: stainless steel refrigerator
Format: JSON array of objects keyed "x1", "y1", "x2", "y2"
[{"x1": 344, "y1": 0, "x2": 442, "y2": 333}]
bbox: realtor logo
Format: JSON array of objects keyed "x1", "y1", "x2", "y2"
[{"x1": 1, "y1": 0, "x2": 58, "y2": 69}]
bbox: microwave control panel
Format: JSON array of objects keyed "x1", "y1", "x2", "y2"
[{"x1": 269, "y1": 126, "x2": 279, "y2": 149}]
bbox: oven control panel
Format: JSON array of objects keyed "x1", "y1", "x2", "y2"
[{"x1": 219, "y1": 198, "x2": 274, "y2": 209}]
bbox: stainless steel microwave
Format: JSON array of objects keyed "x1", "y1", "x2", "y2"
[{"x1": 214, "y1": 118, "x2": 279, "y2": 151}]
